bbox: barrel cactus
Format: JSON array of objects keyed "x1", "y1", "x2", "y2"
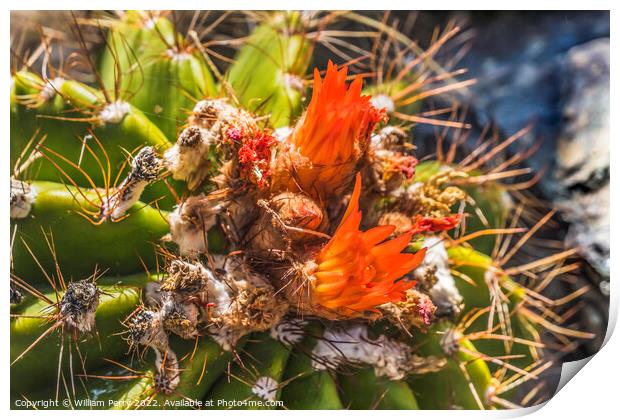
[{"x1": 10, "y1": 10, "x2": 594, "y2": 410}]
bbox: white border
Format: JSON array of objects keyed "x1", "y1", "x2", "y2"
[{"x1": 2, "y1": 3, "x2": 617, "y2": 420}]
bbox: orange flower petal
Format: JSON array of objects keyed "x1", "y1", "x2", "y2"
[
  {"x1": 287, "y1": 61, "x2": 386, "y2": 197},
  {"x1": 310, "y1": 173, "x2": 426, "y2": 316}
]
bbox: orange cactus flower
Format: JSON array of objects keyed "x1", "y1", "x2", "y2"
[
  {"x1": 308, "y1": 173, "x2": 426, "y2": 317},
  {"x1": 277, "y1": 61, "x2": 386, "y2": 198}
]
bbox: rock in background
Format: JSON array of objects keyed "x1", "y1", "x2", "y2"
[
  {"x1": 410, "y1": 10, "x2": 610, "y2": 357},
  {"x1": 555, "y1": 38, "x2": 609, "y2": 279},
  {"x1": 442, "y1": 11, "x2": 610, "y2": 282}
]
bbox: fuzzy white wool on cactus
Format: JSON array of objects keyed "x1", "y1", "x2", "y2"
[
  {"x1": 251, "y1": 376, "x2": 279, "y2": 402},
  {"x1": 99, "y1": 146, "x2": 162, "y2": 221},
  {"x1": 99, "y1": 101, "x2": 131, "y2": 124},
  {"x1": 414, "y1": 236, "x2": 464, "y2": 316},
  {"x1": 101, "y1": 181, "x2": 148, "y2": 221},
  {"x1": 311, "y1": 324, "x2": 412, "y2": 380},
  {"x1": 164, "y1": 126, "x2": 214, "y2": 187},
  {"x1": 10, "y1": 179, "x2": 37, "y2": 219},
  {"x1": 39, "y1": 77, "x2": 65, "y2": 101},
  {"x1": 203, "y1": 264, "x2": 233, "y2": 316},
  {"x1": 273, "y1": 126, "x2": 292, "y2": 142},
  {"x1": 270, "y1": 318, "x2": 308, "y2": 345},
  {"x1": 371, "y1": 93, "x2": 395, "y2": 113},
  {"x1": 167, "y1": 195, "x2": 219, "y2": 256}
]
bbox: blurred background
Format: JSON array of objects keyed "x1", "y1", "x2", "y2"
[{"x1": 403, "y1": 11, "x2": 611, "y2": 362}]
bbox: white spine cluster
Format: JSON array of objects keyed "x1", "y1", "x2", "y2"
[
  {"x1": 164, "y1": 127, "x2": 214, "y2": 190},
  {"x1": 10, "y1": 180, "x2": 37, "y2": 219},
  {"x1": 39, "y1": 77, "x2": 65, "y2": 101},
  {"x1": 273, "y1": 126, "x2": 292, "y2": 142},
  {"x1": 270, "y1": 318, "x2": 308, "y2": 345},
  {"x1": 414, "y1": 236, "x2": 464, "y2": 316},
  {"x1": 166, "y1": 49, "x2": 192, "y2": 62},
  {"x1": 67, "y1": 310, "x2": 97, "y2": 334},
  {"x1": 311, "y1": 324, "x2": 412, "y2": 380},
  {"x1": 371, "y1": 93, "x2": 395, "y2": 113},
  {"x1": 154, "y1": 347, "x2": 181, "y2": 393},
  {"x1": 251, "y1": 376, "x2": 279, "y2": 402},
  {"x1": 160, "y1": 294, "x2": 201, "y2": 339},
  {"x1": 99, "y1": 101, "x2": 131, "y2": 124},
  {"x1": 134, "y1": 308, "x2": 169, "y2": 351},
  {"x1": 201, "y1": 261, "x2": 233, "y2": 317}
]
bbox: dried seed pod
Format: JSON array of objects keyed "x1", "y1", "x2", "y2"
[
  {"x1": 125, "y1": 308, "x2": 168, "y2": 352},
  {"x1": 379, "y1": 288, "x2": 437, "y2": 331},
  {"x1": 160, "y1": 297, "x2": 200, "y2": 340},
  {"x1": 165, "y1": 99, "x2": 259, "y2": 191},
  {"x1": 366, "y1": 149, "x2": 418, "y2": 193},
  {"x1": 167, "y1": 194, "x2": 220, "y2": 257},
  {"x1": 377, "y1": 211, "x2": 415, "y2": 235},
  {"x1": 217, "y1": 286, "x2": 289, "y2": 332},
  {"x1": 400, "y1": 170, "x2": 469, "y2": 217},
  {"x1": 59, "y1": 280, "x2": 100, "y2": 333},
  {"x1": 247, "y1": 191, "x2": 326, "y2": 255},
  {"x1": 372, "y1": 126, "x2": 411, "y2": 154},
  {"x1": 164, "y1": 126, "x2": 217, "y2": 190},
  {"x1": 160, "y1": 259, "x2": 209, "y2": 295},
  {"x1": 190, "y1": 99, "x2": 258, "y2": 138},
  {"x1": 205, "y1": 257, "x2": 289, "y2": 350},
  {"x1": 361, "y1": 126, "x2": 418, "y2": 202}
]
